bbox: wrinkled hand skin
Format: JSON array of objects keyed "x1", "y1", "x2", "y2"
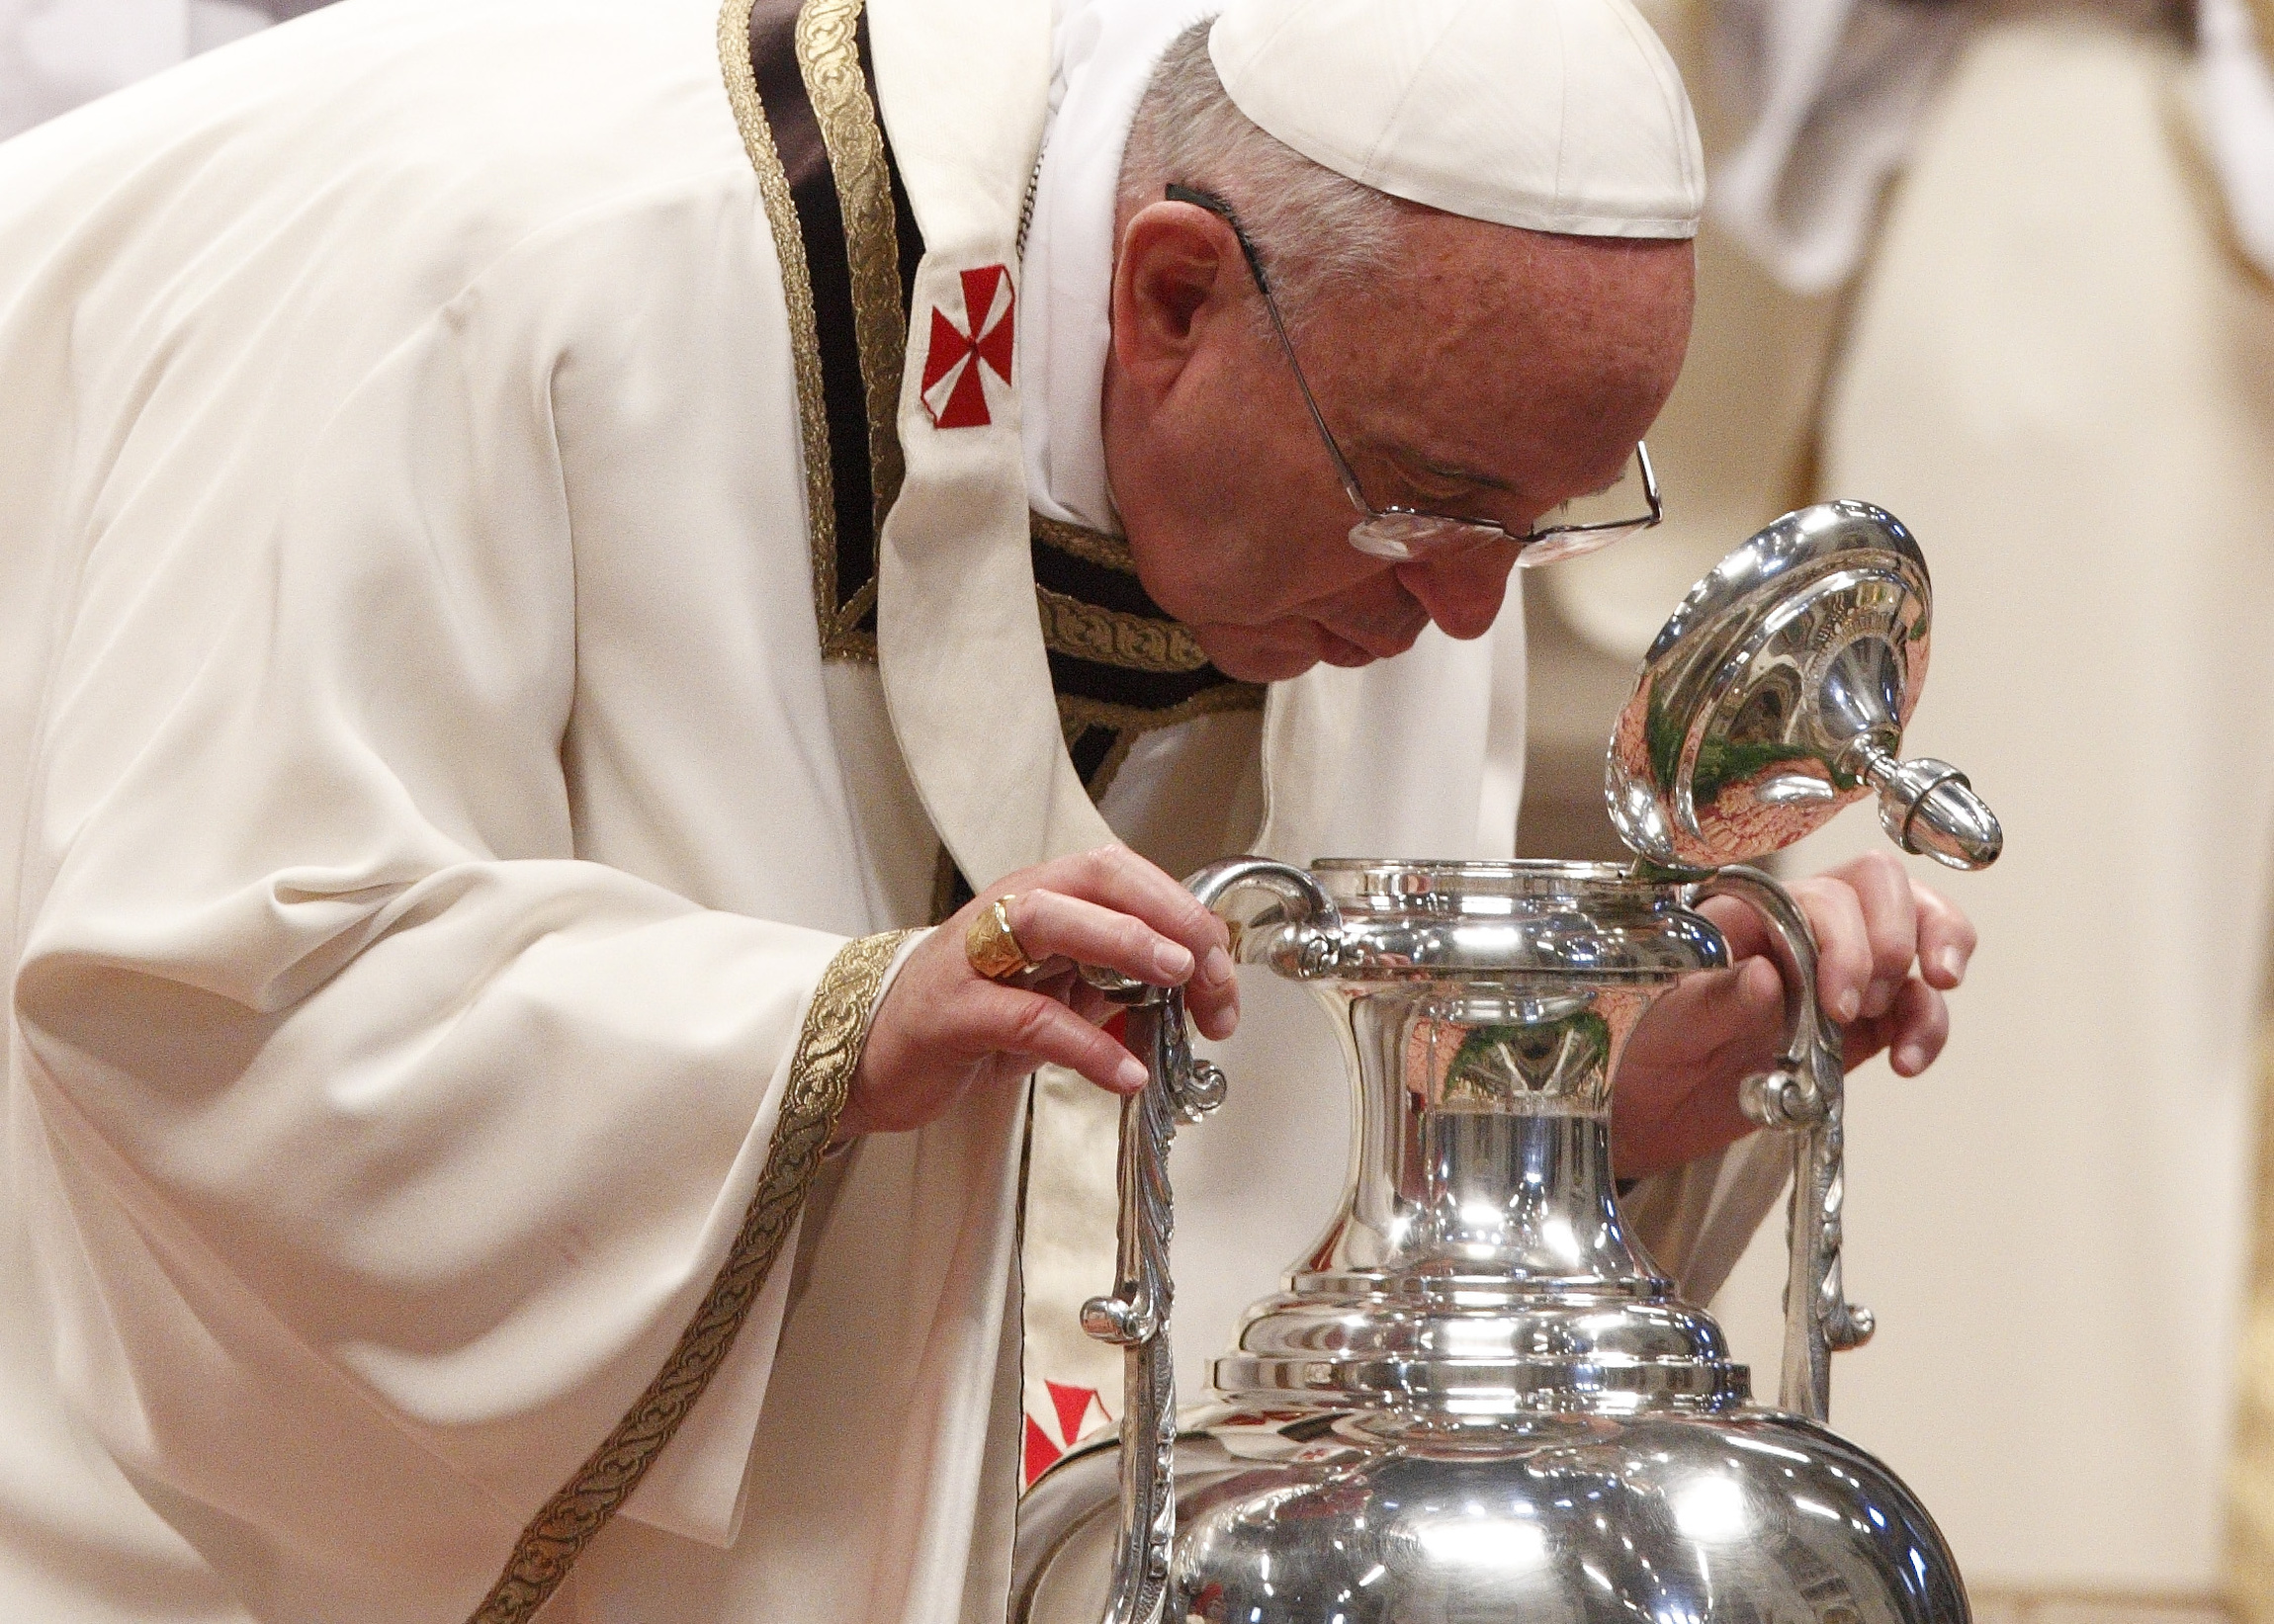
[
  {"x1": 1610, "y1": 851, "x2": 1978, "y2": 1181},
  {"x1": 838, "y1": 845, "x2": 1237, "y2": 1144}
]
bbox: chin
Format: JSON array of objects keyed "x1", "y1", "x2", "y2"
[
  {"x1": 1197, "y1": 625, "x2": 1378, "y2": 682},
  {"x1": 1212, "y1": 648, "x2": 1319, "y2": 683}
]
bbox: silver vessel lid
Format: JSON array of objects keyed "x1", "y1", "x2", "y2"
[{"x1": 1604, "y1": 500, "x2": 2002, "y2": 871}]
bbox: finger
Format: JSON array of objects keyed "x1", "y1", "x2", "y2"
[
  {"x1": 1831, "y1": 852, "x2": 1919, "y2": 1017},
  {"x1": 1187, "y1": 972, "x2": 1240, "y2": 1044},
  {"x1": 1692, "y1": 892, "x2": 1770, "y2": 962},
  {"x1": 1911, "y1": 883, "x2": 1978, "y2": 990},
  {"x1": 1610, "y1": 957, "x2": 1783, "y2": 1176},
  {"x1": 1634, "y1": 955, "x2": 1784, "y2": 1064},
  {"x1": 1005, "y1": 890, "x2": 1197, "y2": 987},
  {"x1": 1613, "y1": 1055, "x2": 1759, "y2": 1179},
  {"x1": 1791, "y1": 878, "x2": 1873, "y2": 1027},
  {"x1": 979, "y1": 986, "x2": 1152, "y2": 1096},
  {"x1": 1020, "y1": 846, "x2": 1239, "y2": 1033},
  {"x1": 1067, "y1": 977, "x2": 1112, "y2": 1026},
  {"x1": 1029, "y1": 845, "x2": 1230, "y2": 963},
  {"x1": 1883, "y1": 977, "x2": 1950, "y2": 1076}
]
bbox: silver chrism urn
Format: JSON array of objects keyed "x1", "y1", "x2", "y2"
[{"x1": 1010, "y1": 502, "x2": 2003, "y2": 1624}]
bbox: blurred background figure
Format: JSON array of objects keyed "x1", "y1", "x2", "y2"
[
  {"x1": 1526, "y1": 1, "x2": 2274, "y2": 1619},
  {"x1": 0, "y1": 0, "x2": 328, "y2": 139}
]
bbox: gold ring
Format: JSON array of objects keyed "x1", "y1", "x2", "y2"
[{"x1": 965, "y1": 895, "x2": 1039, "y2": 982}]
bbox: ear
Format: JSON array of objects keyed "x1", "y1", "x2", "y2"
[{"x1": 1107, "y1": 200, "x2": 1246, "y2": 403}]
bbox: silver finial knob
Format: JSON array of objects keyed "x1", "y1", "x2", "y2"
[{"x1": 1857, "y1": 750, "x2": 2003, "y2": 871}]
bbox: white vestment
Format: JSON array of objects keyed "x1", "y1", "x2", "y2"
[{"x1": 0, "y1": 1, "x2": 1777, "y2": 1618}]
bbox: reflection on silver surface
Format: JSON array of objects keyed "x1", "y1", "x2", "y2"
[
  {"x1": 1606, "y1": 500, "x2": 2002, "y2": 871},
  {"x1": 1018, "y1": 509, "x2": 1994, "y2": 1624},
  {"x1": 1022, "y1": 1409, "x2": 1963, "y2": 1624},
  {"x1": 1015, "y1": 861, "x2": 1967, "y2": 1624}
]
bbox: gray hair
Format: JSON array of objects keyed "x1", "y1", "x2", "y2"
[{"x1": 1118, "y1": 22, "x2": 1409, "y2": 328}]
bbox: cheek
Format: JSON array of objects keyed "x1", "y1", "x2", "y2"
[
  {"x1": 1191, "y1": 621, "x2": 1328, "y2": 683},
  {"x1": 1178, "y1": 367, "x2": 1354, "y2": 538}
]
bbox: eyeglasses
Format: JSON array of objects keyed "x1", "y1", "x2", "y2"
[{"x1": 1166, "y1": 184, "x2": 1662, "y2": 566}]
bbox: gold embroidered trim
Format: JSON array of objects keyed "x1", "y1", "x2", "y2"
[
  {"x1": 797, "y1": 0, "x2": 909, "y2": 560},
  {"x1": 1056, "y1": 685, "x2": 1267, "y2": 800},
  {"x1": 720, "y1": 0, "x2": 843, "y2": 665},
  {"x1": 1032, "y1": 514, "x2": 1137, "y2": 575},
  {"x1": 1036, "y1": 586, "x2": 1210, "y2": 675},
  {"x1": 1054, "y1": 686, "x2": 1265, "y2": 741},
  {"x1": 468, "y1": 927, "x2": 919, "y2": 1624},
  {"x1": 826, "y1": 617, "x2": 879, "y2": 663}
]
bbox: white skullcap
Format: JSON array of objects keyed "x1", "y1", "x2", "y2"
[{"x1": 1210, "y1": 0, "x2": 1705, "y2": 239}]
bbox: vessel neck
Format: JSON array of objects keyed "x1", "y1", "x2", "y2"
[
  {"x1": 1211, "y1": 975, "x2": 1745, "y2": 1416},
  {"x1": 1309, "y1": 984, "x2": 1667, "y2": 1291},
  {"x1": 1410, "y1": 1108, "x2": 1647, "y2": 1287}
]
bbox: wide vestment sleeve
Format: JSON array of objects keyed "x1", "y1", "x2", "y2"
[{"x1": 2, "y1": 158, "x2": 961, "y2": 1617}]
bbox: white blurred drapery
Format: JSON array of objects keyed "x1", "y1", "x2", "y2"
[
  {"x1": 0, "y1": 0, "x2": 323, "y2": 139},
  {"x1": 1541, "y1": 0, "x2": 2274, "y2": 1604}
]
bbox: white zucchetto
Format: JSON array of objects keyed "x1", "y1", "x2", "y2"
[{"x1": 1210, "y1": 0, "x2": 1706, "y2": 239}]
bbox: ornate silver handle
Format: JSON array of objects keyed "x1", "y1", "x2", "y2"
[
  {"x1": 1693, "y1": 864, "x2": 1874, "y2": 1424},
  {"x1": 1081, "y1": 858, "x2": 1339, "y2": 1624}
]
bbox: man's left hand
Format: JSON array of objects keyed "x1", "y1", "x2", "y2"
[{"x1": 1609, "y1": 851, "x2": 1977, "y2": 1180}]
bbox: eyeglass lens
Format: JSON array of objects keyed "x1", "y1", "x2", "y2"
[{"x1": 1349, "y1": 512, "x2": 1655, "y2": 565}]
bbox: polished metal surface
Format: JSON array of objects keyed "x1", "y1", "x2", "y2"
[
  {"x1": 1606, "y1": 500, "x2": 2002, "y2": 871},
  {"x1": 1077, "y1": 859, "x2": 1336, "y2": 1624},
  {"x1": 1020, "y1": 511, "x2": 1995, "y2": 1624},
  {"x1": 1217, "y1": 861, "x2": 1739, "y2": 1415},
  {"x1": 1079, "y1": 995, "x2": 1205, "y2": 1624},
  {"x1": 1019, "y1": 1408, "x2": 1964, "y2": 1624},
  {"x1": 1022, "y1": 859, "x2": 1966, "y2": 1624},
  {"x1": 1700, "y1": 867, "x2": 1874, "y2": 1419}
]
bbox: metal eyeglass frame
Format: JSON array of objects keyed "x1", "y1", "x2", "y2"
[{"x1": 1166, "y1": 183, "x2": 1663, "y2": 565}]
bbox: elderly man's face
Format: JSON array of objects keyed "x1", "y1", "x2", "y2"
[{"x1": 1101, "y1": 200, "x2": 1695, "y2": 682}]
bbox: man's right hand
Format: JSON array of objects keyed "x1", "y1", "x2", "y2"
[{"x1": 838, "y1": 845, "x2": 1237, "y2": 1142}]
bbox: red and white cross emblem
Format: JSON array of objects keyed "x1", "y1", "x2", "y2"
[
  {"x1": 920, "y1": 264, "x2": 1015, "y2": 430},
  {"x1": 1022, "y1": 1379, "x2": 1110, "y2": 1487}
]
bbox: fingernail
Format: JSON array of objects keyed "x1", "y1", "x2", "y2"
[
  {"x1": 1936, "y1": 947, "x2": 1968, "y2": 985},
  {"x1": 1201, "y1": 946, "x2": 1234, "y2": 986},
  {"x1": 1115, "y1": 1054, "x2": 1149, "y2": 1092},
  {"x1": 1895, "y1": 1042, "x2": 1929, "y2": 1074},
  {"x1": 1153, "y1": 940, "x2": 1194, "y2": 980},
  {"x1": 1863, "y1": 983, "x2": 1896, "y2": 1020},
  {"x1": 1833, "y1": 987, "x2": 1862, "y2": 1023}
]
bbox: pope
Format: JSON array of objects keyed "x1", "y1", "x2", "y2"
[{"x1": 0, "y1": 0, "x2": 1973, "y2": 1619}]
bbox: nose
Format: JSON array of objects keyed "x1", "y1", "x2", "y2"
[{"x1": 1394, "y1": 544, "x2": 1518, "y2": 641}]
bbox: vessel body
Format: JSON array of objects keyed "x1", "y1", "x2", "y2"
[
  {"x1": 1011, "y1": 857, "x2": 1968, "y2": 1624},
  {"x1": 1016, "y1": 1405, "x2": 1965, "y2": 1624}
]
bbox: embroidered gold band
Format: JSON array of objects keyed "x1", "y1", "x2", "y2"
[
  {"x1": 736, "y1": 0, "x2": 915, "y2": 661},
  {"x1": 468, "y1": 927, "x2": 920, "y2": 1624},
  {"x1": 1052, "y1": 686, "x2": 1266, "y2": 745},
  {"x1": 796, "y1": 0, "x2": 908, "y2": 551},
  {"x1": 1036, "y1": 586, "x2": 1211, "y2": 675},
  {"x1": 721, "y1": 0, "x2": 838, "y2": 656},
  {"x1": 1056, "y1": 685, "x2": 1266, "y2": 801},
  {"x1": 1032, "y1": 513, "x2": 1138, "y2": 575}
]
